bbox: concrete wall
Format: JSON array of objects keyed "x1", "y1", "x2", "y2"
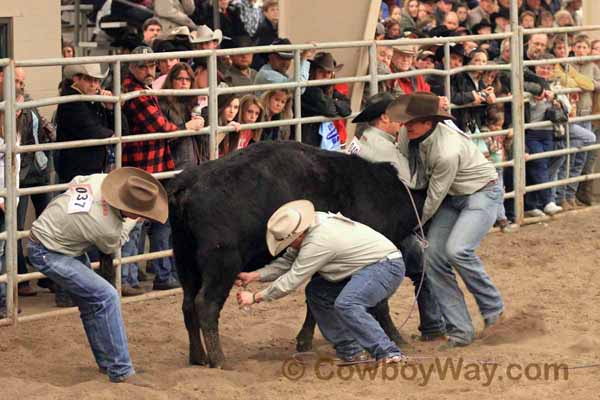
[{"x1": 0, "y1": 0, "x2": 62, "y2": 112}]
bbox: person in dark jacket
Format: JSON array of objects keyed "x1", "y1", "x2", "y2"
[
  {"x1": 55, "y1": 64, "x2": 118, "y2": 184},
  {"x1": 251, "y1": 0, "x2": 279, "y2": 71},
  {"x1": 301, "y1": 52, "x2": 351, "y2": 149}
]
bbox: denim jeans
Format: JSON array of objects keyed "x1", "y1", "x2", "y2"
[
  {"x1": 121, "y1": 221, "x2": 143, "y2": 287},
  {"x1": 16, "y1": 190, "x2": 50, "y2": 284},
  {"x1": 555, "y1": 124, "x2": 596, "y2": 201},
  {"x1": 28, "y1": 239, "x2": 134, "y2": 380},
  {"x1": 525, "y1": 130, "x2": 555, "y2": 210},
  {"x1": 424, "y1": 182, "x2": 504, "y2": 345},
  {"x1": 398, "y1": 234, "x2": 446, "y2": 336},
  {"x1": 306, "y1": 257, "x2": 405, "y2": 360},
  {"x1": 147, "y1": 220, "x2": 177, "y2": 284}
]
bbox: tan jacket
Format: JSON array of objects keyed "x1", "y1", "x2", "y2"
[
  {"x1": 154, "y1": 0, "x2": 197, "y2": 32},
  {"x1": 256, "y1": 212, "x2": 398, "y2": 302},
  {"x1": 571, "y1": 62, "x2": 600, "y2": 117},
  {"x1": 398, "y1": 122, "x2": 498, "y2": 224},
  {"x1": 31, "y1": 174, "x2": 137, "y2": 257}
]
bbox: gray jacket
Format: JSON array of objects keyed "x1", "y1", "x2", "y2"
[{"x1": 398, "y1": 122, "x2": 498, "y2": 223}]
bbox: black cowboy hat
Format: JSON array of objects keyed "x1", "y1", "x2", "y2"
[
  {"x1": 387, "y1": 92, "x2": 454, "y2": 124},
  {"x1": 310, "y1": 52, "x2": 344, "y2": 72},
  {"x1": 434, "y1": 43, "x2": 467, "y2": 64},
  {"x1": 352, "y1": 92, "x2": 396, "y2": 123},
  {"x1": 270, "y1": 38, "x2": 294, "y2": 59},
  {"x1": 471, "y1": 20, "x2": 493, "y2": 34}
]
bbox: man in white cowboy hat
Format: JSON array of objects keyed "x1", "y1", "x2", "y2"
[
  {"x1": 189, "y1": 25, "x2": 224, "y2": 50},
  {"x1": 236, "y1": 200, "x2": 407, "y2": 364},
  {"x1": 27, "y1": 167, "x2": 168, "y2": 385},
  {"x1": 387, "y1": 92, "x2": 504, "y2": 349}
]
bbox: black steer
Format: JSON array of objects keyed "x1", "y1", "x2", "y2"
[{"x1": 169, "y1": 141, "x2": 425, "y2": 368}]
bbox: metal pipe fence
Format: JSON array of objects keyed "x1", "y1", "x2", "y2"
[{"x1": 1, "y1": 11, "x2": 600, "y2": 326}]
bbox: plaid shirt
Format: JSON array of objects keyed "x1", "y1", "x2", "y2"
[{"x1": 122, "y1": 74, "x2": 177, "y2": 173}]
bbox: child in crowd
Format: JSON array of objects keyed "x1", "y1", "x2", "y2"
[
  {"x1": 217, "y1": 94, "x2": 241, "y2": 157},
  {"x1": 481, "y1": 104, "x2": 516, "y2": 232},
  {"x1": 237, "y1": 94, "x2": 265, "y2": 149},
  {"x1": 260, "y1": 89, "x2": 292, "y2": 141}
]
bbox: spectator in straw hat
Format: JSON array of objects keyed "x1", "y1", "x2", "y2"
[
  {"x1": 236, "y1": 200, "x2": 407, "y2": 364},
  {"x1": 189, "y1": 24, "x2": 223, "y2": 50},
  {"x1": 388, "y1": 92, "x2": 504, "y2": 349},
  {"x1": 27, "y1": 167, "x2": 168, "y2": 385}
]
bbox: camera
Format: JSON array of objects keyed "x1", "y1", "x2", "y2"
[{"x1": 479, "y1": 91, "x2": 489, "y2": 101}]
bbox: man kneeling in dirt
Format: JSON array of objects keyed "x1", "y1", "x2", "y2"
[
  {"x1": 28, "y1": 167, "x2": 166, "y2": 385},
  {"x1": 236, "y1": 200, "x2": 406, "y2": 364}
]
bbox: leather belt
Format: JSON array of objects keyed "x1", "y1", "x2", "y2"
[
  {"x1": 478, "y1": 179, "x2": 498, "y2": 192},
  {"x1": 384, "y1": 251, "x2": 402, "y2": 261}
]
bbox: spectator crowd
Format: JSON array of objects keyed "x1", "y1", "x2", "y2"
[{"x1": 0, "y1": 0, "x2": 599, "y2": 318}]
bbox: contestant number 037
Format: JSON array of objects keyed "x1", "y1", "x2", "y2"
[{"x1": 68, "y1": 184, "x2": 94, "y2": 214}]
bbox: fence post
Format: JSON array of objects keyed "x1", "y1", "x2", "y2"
[
  {"x1": 113, "y1": 60, "x2": 123, "y2": 295},
  {"x1": 443, "y1": 42, "x2": 452, "y2": 111},
  {"x1": 208, "y1": 51, "x2": 219, "y2": 160},
  {"x1": 510, "y1": 2, "x2": 526, "y2": 224},
  {"x1": 368, "y1": 42, "x2": 379, "y2": 97},
  {"x1": 293, "y1": 49, "x2": 302, "y2": 142},
  {"x1": 4, "y1": 61, "x2": 18, "y2": 325}
]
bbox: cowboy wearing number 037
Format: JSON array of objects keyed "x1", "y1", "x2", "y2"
[
  {"x1": 28, "y1": 167, "x2": 167, "y2": 385},
  {"x1": 389, "y1": 92, "x2": 505, "y2": 349},
  {"x1": 236, "y1": 200, "x2": 407, "y2": 364}
]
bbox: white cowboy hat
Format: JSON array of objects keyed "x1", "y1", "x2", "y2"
[
  {"x1": 190, "y1": 25, "x2": 223, "y2": 45},
  {"x1": 63, "y1": 63, "x2": 109, "y2": 80},
  {"x1": 266, "y1": 200, "x2": 315, "y2": 256}
]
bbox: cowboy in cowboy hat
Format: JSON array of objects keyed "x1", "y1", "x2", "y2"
[
  {"x1": 190, "y1": 25, "x2": 224, "y2": 50},
  {"x1": 27, "y1": 167, "x2": 168, "y2": 385},
  {"x1": 389, "y1": 92, "x2": 505, "y2": 349},
  {"x1": 348, "y1": 93, "x2": 448, "y2": 343},
  {"x1": 235, "y1": 200, "x2": 407, "y2": 364}
]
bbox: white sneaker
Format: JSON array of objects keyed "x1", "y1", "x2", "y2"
[
  {"x1": 543, "y1": 202, "x2": 563, "y2": 216},
  {"x1": 524, "y1": 209, "x2": 546, "y2": 218}
]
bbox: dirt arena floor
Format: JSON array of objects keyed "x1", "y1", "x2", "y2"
[{"x1": 1, "y1": 209, "x2": 600, "y2": 399}]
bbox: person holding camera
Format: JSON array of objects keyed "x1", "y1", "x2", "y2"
[{"x1": 450, "y1": 48, "x2": 496, "y2": 133}]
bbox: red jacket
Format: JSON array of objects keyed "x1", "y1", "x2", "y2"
[
  {"x1": 122, "y1": 74, "x2": 177, "y2": 173},
  {"x1": 396, "y1": 74, "x2": 431, "y2": 95}
]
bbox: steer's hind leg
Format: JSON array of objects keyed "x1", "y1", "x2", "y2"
[
  {"x1": 296, "y1": 304, "x2": 317, "y2": 352},
  {"x1": 183, "y1": 282, "x2": 207, "y2": 365},
  {"x1": 370, "y1": 299, "x2": 409, "y2": 347}
]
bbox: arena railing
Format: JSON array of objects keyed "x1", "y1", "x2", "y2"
[{"x1": 2, "y1": 6, "x2": 600, "y2": 326}]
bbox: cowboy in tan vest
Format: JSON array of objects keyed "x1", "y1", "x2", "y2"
[
  {"x1": 235, "y1": 200, "x2": 406, "y2": 364},
  {"x1": 28, "y1": 167, "x2": 167, "y2": 385}
]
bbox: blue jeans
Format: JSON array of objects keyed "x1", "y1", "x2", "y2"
[
  {"x1": 306, "y1": 257, "x2": 405, "y2": 360},
  {"x1": 425, "y1": 182, "x2": 504, "y2": 345},
  {"x1": 28, "y1": 239, "x2": 134, "y2": 380},
  {"x1": 556, "y1": 124, "x2": 596, "y2": 201},
  {"x1": 121, "y1": 221, "x2": 143, "y2": 287},
  {"x1": 399, "y1": 234, "x2": 446, "y2": 336},
  {"x1": 525, "y1": 130, "x2": 555, "y2": 210},
  {"x1": 147, "y1": 220, "x2": 177, "y2": 284}
]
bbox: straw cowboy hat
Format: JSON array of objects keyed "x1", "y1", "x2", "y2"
[
  {"x1": 63, "y1": 63, "x2": 109, "y2": 80},
  {"x1": 190, "y1": 25, "x2": 223, "y2": 44},
  {"x1": 101, "y1": 167, "x2": 168, "y2": 224},
  {"x1": 386, "y1": 92, "x2": 454, "y2": 124},
  {"x1": 266, "y1": 200, "x2": 315, "y2": 256},
  {"x1": 392, "y1": 45, "x2": 417, "y2": 56}
]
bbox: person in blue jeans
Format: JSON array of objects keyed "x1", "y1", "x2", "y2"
[
  {"x1": 27, "y1": 167, "x2": 167, "y2": 385},
  {"x1": 236, "y1": 200, "x2": 407, "y2": 364},
  {"x1": 389, "y1": 92, "x2": 504, "y2": 349}
]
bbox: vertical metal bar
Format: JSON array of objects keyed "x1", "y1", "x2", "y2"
[
  {"x1": 74, "y1": 0, "x2": 81, "y2": 52},
  {"x1": 510, "y1": 2, "x2": 526, "y2": 224},
  {"x1": 4, "y1": 61, "x2": 17, "y2": 325},
  {"x1": 368, "y1": 43, "x2": 379, "y2": 97},
  {"x1": 112, "y1": 60, "x2": 123, "y2": 295},
  {"x1": 293, "y1": 49, "x2": 302, "y2": 142},
  {"x1": 444, "y1": 42, "x2": 452, "y2": 112},
  {"x1": 212, "y1": 0, "x2": 221, "y2": 30},
  {"x1": 208, "y1": 51, "x2": 219, "y2": 160}
]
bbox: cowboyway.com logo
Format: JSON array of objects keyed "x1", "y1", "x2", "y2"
[{"x1": 281, "y1": 356, "x2": 569, "y2": 386}]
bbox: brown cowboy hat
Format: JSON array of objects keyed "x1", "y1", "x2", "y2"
[
  {"x1": 386, "y1": 92, "x2": 454, "y2": 124},
  {"x1": 311, "y1": 52, "x2": 344, "y2": 72},
  {"x1": 266, "y1": 200, "x2": 315, "y2": 256},
  {"x1": 101, "y1": 167, "x2": 168, "y2": 224}
]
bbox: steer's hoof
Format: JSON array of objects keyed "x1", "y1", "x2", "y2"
[{"x1": 296, "y1": 339, "x2": 313, "y2": 353}]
